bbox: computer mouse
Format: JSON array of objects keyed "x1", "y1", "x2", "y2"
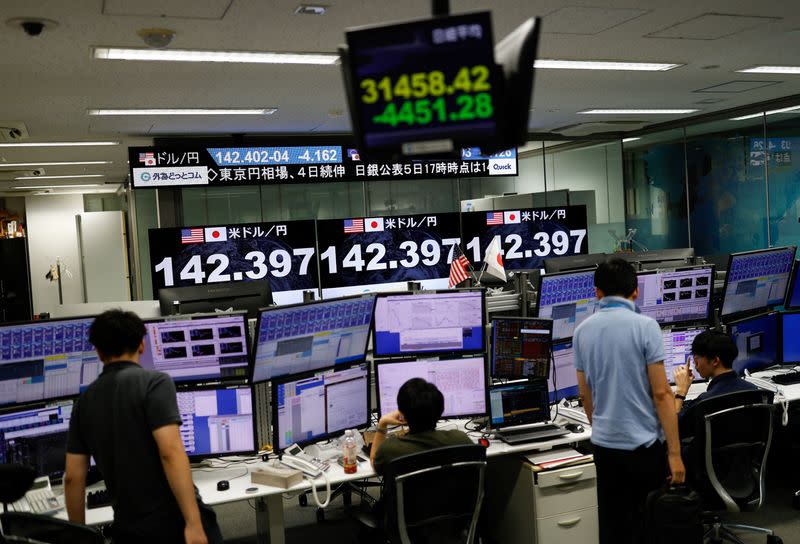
[
  {"x1": 216, "y1": 480, "x2": 230, "y2": 491},
  {"x1": 565, "y1": 423, "x2": 584, "y2": 433}
]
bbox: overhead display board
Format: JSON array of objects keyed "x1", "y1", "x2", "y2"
[
  {"x1": 148, "y1": 221, "x2": 318, "y2": 305},
  {"x1": 128, "y1": 144, "x2": 516, "y2": 189},
  {"x1": 461, "y1": 206, "x2": 589, "y2": 270},
  {"x1": 316, "y1": 212, "x2": 462, "y2": 298},
  {"x1": 341, "y1": 11, "x2": 501, "y2": 155}
]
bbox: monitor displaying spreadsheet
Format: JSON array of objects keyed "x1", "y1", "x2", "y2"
[
  {"x1": 0, "y1": 401, "x2": 74, "y2": 479},
  {"x1": 547, "y1": 341, "x2": 578, "y2": 403},
  {"x1": 0, "y1": 317, "x2": 100, "y2": 406},
  {"x1": 721, "y1": 246, "x2": 796, "y2": 318},
  {"x1": 536, "y1": 269, "x2": 598, "y2": 341},
  {"x1": 729, "y1": 312, "x2": 779, "y2": 374},
  {"x1": 662, "y1": 327, "x2": 707, "y2": 383},
  {"x1": 491, "y1": 317, "x2": 553, "y2": 379},
  {"x1": 635, "y1": 266, "x2": 713, "y2": 326}
]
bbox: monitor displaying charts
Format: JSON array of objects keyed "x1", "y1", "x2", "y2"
[
  {"x1": 491, "y1": 317, "x2": 553, "y2": 379},
  {"x1": 661, "y1": 326, "x2": 707, "y2": 383},
  {"x1": 489, "y1": 381, "x2": 550, "y2": 428},
  {"x1": 272, "y1": 363, "x2": 370, "y2": 451},
  {"x1": 721, "y1": 246, "x2": 796, "y2": 318},
  {"x1": 635, "y1": 266, "x2": 713, "y2": 326},
  {"x1": 729, "y1": 312, "x2": 779, "y2": 375},
  {"x1": 373, "y1": 290, "x2": 485, "y2": 357},
  {"x1": 0, "y1": 401, "x2": 74, "y2": 479},
  {"x1": 176, "y1": 385, "x2": 256, "y2": 460},
  {"x1": 536, "y1": 269, "x2": 598, "y2": 341},
  {"x1": 547, "y1": 341, "x2": 578, "y2": 403},
  {"x1": 375, "y1": 356, "x2": 487, "y2": 419},
  {"x1": 0, "y1": 317, "x2": 100, "y2": 407},
  {"x1": 781, "y1": 312, "x2": 800, "y2": 365},
  {"x1": 253, "y1": 295, "x2": 375, "y2": 383},
  {"x1": 140, "y1": 313, "x2": 251, "y2": 383}
]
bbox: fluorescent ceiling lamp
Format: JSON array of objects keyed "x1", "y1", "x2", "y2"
[
  {"x1": 14, "y1": 174, "x2": 105, "y2": 180},
  {"x1": 0, "y1": 161, "x2": 111, "y2": 167},
  {"x1": 87, "y1": 108, "x2": 276, "y2": 116},
  {"x1": 93, "y1": 46, "x2": 339, "y2": 65},
  {"x1": 736, "y1": 66, "x2": 800, "y2": 74},
  {"x1": 622, "y1": 137, "x2": 641, "y2": 143},
  {"x1": 12, "y1": 184, "x2": 102, "y2": 189},
  {"x1": 730, "y1": 105, "x2": 800, "y2": 121},
  {"x1": 0, "y1": 141, "x2": 118, "y2": 148},
  {"x1": 578, "y1": 109, "x2": 699, "y2": 114},
  {"x1": 535, "y1": 60, "x2": 682, "y2": 71}
]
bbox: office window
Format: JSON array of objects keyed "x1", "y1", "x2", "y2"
[
  {"x1": 260, "y1": 181, "x2": 365, "y2": 221},
  {"x1": 765, "y1": 112, "x2": 800, "y2": 248},
  {"x1": 366, "y1": 179, "x2": 458, "y2": 216},
  {"x1": 182, "y1": 187, "x2": 262, "y2": 225}
]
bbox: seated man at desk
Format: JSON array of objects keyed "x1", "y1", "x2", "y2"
[
  {"x1": 64, "y1": 310, "x2": 221, "y2": 544},
  {"x1": 673, "y1": 330, "x2": 758, "y2": 418},
  {"x1": 370, "y1": 378, "x2": 472, "y2": 474}
]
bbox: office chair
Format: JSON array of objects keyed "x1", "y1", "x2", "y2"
[
  {"x1": 682, "y1": 391, "x2": 782, "y2": 544},
  {"x1": 353, "y1": 444, "x2": 487, "y2": 544},
  {"x1": 0, "y1": 464, "x2": 104, "y2": 544}
]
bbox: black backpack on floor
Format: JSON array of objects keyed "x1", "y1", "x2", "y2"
[{"x1": 645, "y1": 484, "x2": 703, "y2": 544}]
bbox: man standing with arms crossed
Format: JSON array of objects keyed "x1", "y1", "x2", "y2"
[
  {"x1": 64, "y1": 310, "x2": 220, "y2": 543},
  {"x1": 573, "y1": 259, "x2": 685, "y2": 544}
]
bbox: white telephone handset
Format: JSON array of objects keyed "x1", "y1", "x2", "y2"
[{"x1": 281, "y1": 443, "x2": 327, "y2": 478}]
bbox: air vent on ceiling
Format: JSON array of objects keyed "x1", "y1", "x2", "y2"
[
  {"x1": 0, "y1": 122, "x2": 29, "y2": 142},
  {"x1": 553, "y1": 121, "x2": 648, "y2": 137}
]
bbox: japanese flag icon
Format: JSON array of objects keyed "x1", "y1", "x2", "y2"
[
  {"x1": 204, "y1": 227, "x2": 228, "y2": 242},
  {"x1": 503, "y1": 211, "x2": 521, "y2": 224},
  {"x1": 365, "y1": 217, "x2": 384, "y2": 232}
]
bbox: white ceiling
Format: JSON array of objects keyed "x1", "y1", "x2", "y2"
[{"x1": 1, "y1": 0, "x2": 799, "y2": 192}]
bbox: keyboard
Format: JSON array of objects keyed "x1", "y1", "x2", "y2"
[
  {"x1": 87, "y1": 489, "x2": 112, "y2": 509},
  {"x1": 771, "y1": 372, "x2": 800, "y2": 385},
  {"x1": 9, "y1": 486, "x2": 63, "y2": 515},
  {"x1": 496, "y1": 424, "x2": 571, "y2": 444}
]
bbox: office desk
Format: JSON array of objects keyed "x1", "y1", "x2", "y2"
[{"x1": 54, "y1": 416, "x2": 591, "y2": 544}]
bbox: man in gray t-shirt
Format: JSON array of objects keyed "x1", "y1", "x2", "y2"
[
  {"x1": 65, "y1": 310, "x2": 219, "y2": 544},
  {"x1": 573, "y1": 259, "x2": 685, "y2": 544}
]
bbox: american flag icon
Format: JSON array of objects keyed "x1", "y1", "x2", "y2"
[
  {"x1": 181, "y1": 228, "x2": 204, "y2": 244},
  {"x1": 486, "y1": 212, "x2": 504, "y2": 225},
  {"x1": 139, "y1": 152, "x2": 156, "y2": 166},
  {"x1": 343, "y1": 218, "x2": 364, "y2": 233}
]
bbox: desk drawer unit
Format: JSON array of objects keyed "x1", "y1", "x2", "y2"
[
  {"x1": 534, "y1": 464, "x2": 596, "y2": 519},
  {"x1": 536, "y1": 506, "x2": 599, "y2": 543}
]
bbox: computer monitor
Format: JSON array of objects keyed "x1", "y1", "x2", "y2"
[
  {"x1": 252, "y1": 294, "x2": 375, "y2": 383},
  {"x1": 158, "y1": 279, "x2": 273, "y2": 320},
  {"x1": 535, "y1": 269, "x2": 598, "y2": 341},
  {"x1": 781, "y1": 312, "x2": 800, "y2": 365},
  {"x1": 661, "y1": 326, "x2": 707, "y2": 383},
  {"x1": 785, "y1": 261, "x2": 800, "y2": 310},
  {"x1": 175, "y1": 384, "x2": 256, "y2": 460},
  {"x1": 636, "y1": 248, "x2": 695, "y2": 270},
  {"x1": 375, "y1": 356, "x2": 487, "y2": 419},
  {"x1": 547, "y1": 340, "x2": 578, "y2": 403},
  {"x1": 635, "y1": 266, "x2": 714, "y2": 326},
  {"x1": 728, "y1": 312, "x2": 779, "y2": 375},
  {"x1": 271, "y1": 363, "x2": 370, "y2": 451},
  {"x1": 491, "y1": 317, "x2": 553, "y2": 379},
  {"x1": 720, "y1": 246, "x2": 796, "y2": 319},
  {"x1": 372, "y1": 290, "x2": 485, "y2": 357},
  {"x1": 543, "y1": 253, "x2": 607, "y2": 274},
  {"x1": 0, "y1": 401, "x2": 74, "y2": 479},
  {"x1": 488, "y1": 381, "x2": 550, "y2": 429},
  {"x1": 140, "y1": 312, "x2": 251, "y2": 383},
  {"x1": 0, "y1": 316, "x2": 101, "y2": 407}
]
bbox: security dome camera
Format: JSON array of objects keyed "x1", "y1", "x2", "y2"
[
  {"x1": 31, "y1": 168, "x2": 45, "y2": 176},
  {"x1": 137, "y1": 28, "x2": 176, "y2": 49},
  {"x1": 21, "y1": 21, "x2": 44, "y2": 36}
]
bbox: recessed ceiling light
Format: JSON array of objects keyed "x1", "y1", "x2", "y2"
[
  {"x1": 622, "y1": 137, "x2": 641, "y2": 143},
  {"x1": 736, "y1": 66, "x2": 800, "y2": 74},
  {"x1": 14, "y1": 174, "x2": 105, "y2": 180},
  {"x1": 87, "y1": 108, "x2": 277, "y2": 116},
  {"x1": 578, "y1": 109, "x2": 699, "y2": 114},
  {"x1": 0, "y1": 161, "x2": 111, "y2": 167},
  {"x1": 92, "y1": 47, "x2": 339, "y2": 65},
  {"x1": 0, "y1": 141, "x2": 119, "y2": 147},
  {"x1": 534, "y1": 60, "x2": 682, "y2": 71},
  {"x1": 294, "y1": 4, "x2": 328, "y2": 15},
  {"x1": 730, "y1": 105, "x2": 800, "y2": 121},
  {"x1": 12, "y1": 184, "x2": 102, "y2": 189}
]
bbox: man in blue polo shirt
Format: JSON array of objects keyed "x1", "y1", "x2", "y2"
[{"x1": 574, "y1": 258, "x2": 685, "y2": 544}]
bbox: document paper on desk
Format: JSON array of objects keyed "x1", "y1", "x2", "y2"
[{"x1": 527, "y1": 447, "x2": 582, "y2": 465}]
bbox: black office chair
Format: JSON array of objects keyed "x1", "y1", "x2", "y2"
[
  {"x1": 682, "y1": 391, "x2": 782, "y2": 544},
  {"x1": 0, "y1": 464, "x2": 104, "y2": 544},
  {"x1": 354, "y1": 444, "x2": 487, "y2": 544}
]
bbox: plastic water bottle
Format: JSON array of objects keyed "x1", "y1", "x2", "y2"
[{"x1": 342, "y1": 429, "x2": 358, "y2": 474}]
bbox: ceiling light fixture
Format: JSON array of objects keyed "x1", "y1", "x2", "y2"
[
  {"x1": 534, "y1": 60, "x2": 682, "y2": 71},
  {"x1": 0, "y1": 141, "x2": 119, "y2": 148},
  {"x1": 622, "y1": 137, "x2": 641, "y2": 143},
  {"x1": 294, "y1": 4, "x2": 328, "y2": 15},
  {"x1": 0, "y1": 160, "x2": 111, "y2": 167},
  {"x1": 736, "y1": 66, "x2": 800, "y2": 74},
  {"x1": 730, "y1": 105, "x2": 800, "y2": 121},
  {"x1": 578, "y1": 109, "x2": 699, "y2": 115},
  {"x1": 87, "y1": 108, "x2": 277, "y2": 116},
  {"x1": 14, "y1": 174, "x2": 105, "y2": 180},
  {"x1": 12, "y1": 184, "x2": 102, "y2": 189},
  {"x1": 92, "y1": 46, "x2": 339, "y2": 65}
]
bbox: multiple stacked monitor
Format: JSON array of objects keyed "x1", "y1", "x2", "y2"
[{"x1": 3, "y1": 245, "x2": 799, "y2": 478}]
